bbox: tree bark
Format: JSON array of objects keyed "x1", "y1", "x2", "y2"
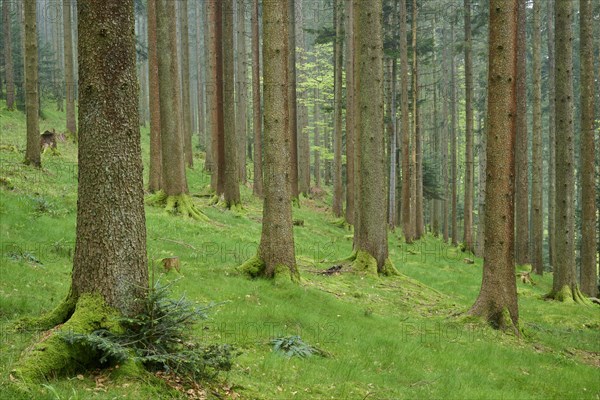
[
  {"x1": 344, "y1": 0, "x2": 355, "y2": 224},
  {"x1": 296, "y1": 0, "x2": 310, "y2": 196},
  {"x1": 442, "y1": 30, "x2": 449, "y2": 243},
  {"x1": 470, "y1": 0, "x2": 519, "y2": 333},
  {"x1": 314, "y1": 88, "x2": 321, "y2": 188},
  {"x1": 579, "y1": 0, "x2": 597, "y2": 297},
  {"x1": 288, "y1": 0, "x2": 299, "y2": 201},
  {"x1": 3, "y1": 0, "x2": 15, "y2": 109},
  {"x1": 24, "y1": 0, "x2": 40, "y2": 168},
  {"x1": 251, "y1": 0, "x2": 263, "y2": 197},
  {"x1": 180, "y1": 0, "x2": 193, "y2": 168},
  {"x1": 530, "y1": 0, "x2": 543, "y2": 274},
  {"x1": 333, "y1": 0, "x2": 344, "y2": 217},
  {"x1": 388, "y1": 59, "x2": 397, "y2": 228},
  {"x1": 236, "y1": 0, "x2": 247, "y2": 184},
  {"x1": 148, "y1": 0, "x2": 162, "y2": 192},
  {"x1": 463, "y1": 0, "x2": 474, "y2": 253},
  {"x1": 400, "y1": 0, "x2": 412, "y2": 243},
  {"x1": 195, "y1": 0, "x2": 206, "y2": 153},
  {"x1": 450, "y1": 23, "x2": 458, "y2": 246},
  {"x1": 63, "y1": 0, "x2": 76, "y2": 135},
  {"x1": 412, "y1": 0, "x2": 423, "y2": 240},
  {"x1": 546, "y1": 0, "x2": 556, "y2": 271}
]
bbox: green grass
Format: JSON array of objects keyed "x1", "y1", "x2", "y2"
[{"x1": 1, "y1": 106, "x2": 599, "y2": 399}]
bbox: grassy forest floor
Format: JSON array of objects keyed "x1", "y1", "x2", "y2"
[{"x1": 0, "y1": 107, "x2": 599, "y2": 399}]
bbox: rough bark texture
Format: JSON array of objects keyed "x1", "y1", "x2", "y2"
[
  {"x1": 288, "y1": 0, "x2": 299, "y2": 201},
  {"x1": 180, "y1": 0, "x2": 193, "y2": 168},
  {"x1": 450, "y1": 23, "x2": 458, "y2": 246},
  {"x1": 147, "y1": 0, "x2": 162, "y2": 192},
  {"x1": 63, "y1": 0, "x2": 76, "y2": 134},
  {"x1": 24, "y1": 0, "x2": 40, "y2": 167},
  {"x1": 207, "y1": 0, "x2": 219, "y2": 191},
  {"x1": 296, "y1": 0, "x2": 310, "y2": 196},
  {"x1": 514, "y1": 0, "x2": 529, "y2": 266},
  {"x1": 579, "y1": 0, "x2": 597, "y2": 297},
  {"x1": 400, "y1": 0, "x2": 412, "y2": 243},
  {"x1": 156, "y1": 0, "x2": 188, "y2": 196},
  {"x1": 241, "y1": 0, "x2": 298, "y2": 281},
  {"x1": 388, "y1": 60, "x2": 397, "y2": 228},
  {"x1": 313, "y1": 88, "x2": 321, "y2": 188},
  {"x1": 442, "y1": 33, "x2": 449, "y2": 243},
  {"x1": 530, "y1": 0, "x2": 543, "y2": 274},
  {"x1": 203, "y1": 0, "x2": 213, "y2": 171},
  {"x1": 475, "y1": 109, "x2": 487, "y2": 257},
  {"x1": 251, "y1": 0, "x2": 263, "y2": 197},
  {"x1": 332, "y1": 0, "x2": 344, "y2": 217},
  {"x1": 470, "y1": 0, "x2": 519, "y2": 333},
  {"x1": 3, "y1": 0, "x2": 15, "y2": 109},
  {"x1": 195, "y1": 0, "x2": 206, "y2": 155},
  {"x1": 236, "y1": 0, "x2": 247, "y2": 184},
  {"x1": 223, "y1": 0, "x2": 240, "y2": 207},
  {"x1": 72, "y1": 0, "x2": 148, "y2": 314},
  {"x1": 549, "y1": 0, "x2": 583, "y2": 303},
  {"x1": 412, "y1": 0, "x2": 423, "y2": 240},
  {"x1": 546, "y1": 0, "x2": 555, "y2": 270},
  {"x1": 344, "y1": 0, "x2": 355, "y2": 224},
  {"x1": 463, "y1": 0, "x2": 474, "y2": 253},
  {"x1": 352, "y1": 0, "x2": 394, "y2": 275}
]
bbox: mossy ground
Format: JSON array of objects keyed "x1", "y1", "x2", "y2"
[{"x1": 1, "y1": 106, "x2": 599, "y2": 399}]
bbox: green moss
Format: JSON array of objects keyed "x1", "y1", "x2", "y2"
[
  {"x1": 11, "y1": 294, "x2": 121, "y2": 382},
  {"x1": 110, "y1": 358, "x2": 146, "y2": 381},
  {"x1": 146, "y1": 191, "x2": 208, "y2": 221},
  {"x1": 351, "y1": 251, "x2": 378, "y2": 276},
  {"x1": 380, "y1": 258, "x2": 399, "y2": 276},
  {"x1": 237, "y1": 254, "x2": 266, "y2": 278},
  {"x1": 13, "y1": 294, "x2": 77, "y2": 332},
  {"x1": 273, "y1": 264, "x2": 301, "y2": 285},
  {"x1": 550, "y1": 285, "x2": 575, "y2": 303}
]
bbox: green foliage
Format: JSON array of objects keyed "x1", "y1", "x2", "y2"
[
  {"x1": 60, "y1": 281, "x2": 236, "y2": 380},
  {"x1": 270, "y1": 335, "x2": 328, "y2": 359}
]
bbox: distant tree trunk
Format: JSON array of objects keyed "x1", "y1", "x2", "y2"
[
  {"x1": 240, "y1": 0, "x2": 298, "y2": 281},
  {"x1": 475, "y1": 108, "x2": 487, "y2": 257},
  {"x1": 63, "y1": 0, "x2": 76, "y2": 134},
  {"x1": 450, "y1": 23, "x2": 458, "y2": 246},
  {"x1": 208, "y1": 0, "x2": 225, "y2": 194},
  {"x1": 530, "y1": 0, "x2": 543, "y2": 274},
  {"x1": 147, "y1": 0, "x2": 162, "y2": 192},
  {"x1": 412, "y1": 0, "x2": 423, "y2": 239},
  {"x1": 549, "y1": 0, "x2": 585, "y2": 303},
  {"x1": 180, "y1": 0, "x2": 193, "y2": 168},
  {"x1": 24, "y1": 0, "x2": 40, "y2": 168},
  {"x1": 470, "y1": 0, "x2": 519, "y2": 333},
  {"x1": 251, "y1": 0, "x2": 263, "y2": 197},
  {"x1": 344, "y1": 0, "x2": 355, "y2": 224},
  {"x1": 515, "y1": 0, "x2": 529, "y2": 265},
  {"x1": 236, "y1": 0, "x2": 247, "y2": 184},
  {"x1": 288, "y1": 0, "x2": 299, "y2": 201},
  {"x1": 195, "y1": 0, "x2": 206, "y2": 153},
  {"x1": 579, "y1": 0, "x2": 597, "y2": 297},
  {"x1": 463, "y1": 0, "x2": 474, "y2": 253},
  {"x1": 400, "y1": 0, "x2": 412, "y2": 243},
  {"x1": 202, "y1": 1, "x2": 213, "y2": 171},
  {"x1": 388, "y1": 59, "x2": 397, "y2": 228},
  {"x1": 442, "y1": 32, "x2": 449, "y2": 243},
  {"x1": 431, "y1": 16, "x2": 439, "y2": 236},
  {"x1": 3, "y1": 0, "x2": 15, "y2": 110},
  {"x1": 297, "y1": 0, "x2": 310, "y2": 196},
  {"x1": 546, "y1": 0, "x2": 556, "y2": 270},
  {"x1": 223, "y1": 0, "x2": 240, "y2": 208},
  {"x1": 314, "y1": 88, "x2": 321, "y2": 188},
  {"x1": 333, "y1": 0, "x2": 344, "y2": 217}
]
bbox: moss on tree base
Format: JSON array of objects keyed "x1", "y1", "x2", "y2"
[
  {"x1": 547, "y1": 285, "x2": 591, "y2": 305},
  {"x1": 468, "y1": 305, "x2": 521, "y2": 335},
  {"x1": 237, "y1": 255, "x2": 300, "y2": 283},
  {"x1": 146, "y1": 191, "x2": 208, "y2": 221},
  {"x1": 11, "y1": 294, "x2": 122, "y2": 382},
  {"x1": 346, "y1": 251, "x2": 399, "y2": 277},
  {"x1": 13, "y1": 294, "x2": 77, "y2": 332}
]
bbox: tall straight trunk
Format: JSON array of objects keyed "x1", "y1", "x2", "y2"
[
  {"x1": 463, "y1": 0, "x2": 474, "y2": 253},
  {"x1": 156, "y1": 0, "x2": 188, "y2": 195},
  {"x1": 288, "y1": 0, "x2": 299, "y2": 200},
  {"x1": 431, "y1": 16, "x2": 440, "y2": 236},
  {"x1": 515, "y1": 0, "x2": 529, "y2": 265},
  {"x1": 314, "y1": 88, "x2": 321, "y2": 188},
  {"x1": 470, "y1": 0, "x2": 519, "y2": 333},
  {"x1": 412, "y1": 0, "x2": 423, "y2": 239},
  {"x1": 450, "y1": 24, "x2": 458, "y2": 246},
  {"x1": 208, "y1": 0, "x2": 225, "y2": 194},
  {"x1": 579, "y1": 0, "x2": 597, "y2": 297},
  {"x1": 180, "y1": 0, "x2": 193, "y2": 168},
  {"x1": 236, "y1": 0, "x2": 247, "y2": 184},
  {"x1": 530, "y1": 0, "x2": 543, "y2": 274},
  {"x1": 344, "y1": 0, "x2": 355, "y2": 223},
  {"x1": 475, "y1": 108, "x2": 487, "y2": 257},
  {"x1": 223, "y1": 0, "x2": 240, "y2": 207},
  {"x1": 24, "y1": 0, "x2": 40, "y2": 167},
  {"x1": 195, "y1": 0, "x2": 206, "y2": 151},
  {"x1": 297, "y1": 0, "x2": 310, "y2": 196},
  {"x1": 388, "y1": 59, "x2": 397, "y2": 228},
  {"x1": 148, "y1": 0, "x2": 162, "y2": 192},
  {"x1": 3, "y1": 0, "x2": 15, "y2": 109},
  {"x1": 251, "y1": 0, "x2": 263, "y2": 197},
  {"x1": 203, "y1": 0, "x2": 213, "y2": 170},
  {"x1": 546, "y1": 0, "x2": 556, "y2": 269},
  {"x1": 550, "y1": 0, "x2": 583, "y2": 303},
  {"x1": 352, "y1": 0, "x2": 394, "y2": 275},
  {"x1": 442, "y1": 32, "x2": 449, "y2": 243},
  {"x1": 332, "y1": 0, "x2": 344, "y2": 217},
  {"x1": 63, "y1": 0, "x2": 76, "y2": 133},
  {"x1": 400, "y1": 0, "x2": 412, "y2": 243}
]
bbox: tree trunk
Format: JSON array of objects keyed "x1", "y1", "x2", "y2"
[
  {"x1": 450, "y1": 23, "x2": 457, "y2": 246},
  {"x1": 333, "y1": 0, "x2": 344, "y2": 217},
  {"x1": 240, "y1": 0, "x2": 298, "y2": 281},
  {"x1": 388, "y1": 59, "x2": 397, "y2": 228},
  {"x1": 469, "y1": 0, "x2": 519, "y2": 333},
  {"x1": 180, "y1": 0, "x2": 193, "y2": 168},
  {"x1": 63, "y1": 0, "x2": 76, "y2": 134},
  {"x1": 3, "y1": 0, "x2": 15, "y2": 109},
  {"x1": 24, "y1": 0, "x2": 40, "y2": 168},
  {"x1": 442, "y1": 31, "x2": 449, "y2": 243},
  {"x1": 475, "y1": 108, "x2": 487, "y2": 257},
  {"x1": 314, "y1": 88, "x2": 321, "y2": 188},
  {"x1": 549, "y1": 0, "x2": 585, "y2": 303},
  {"x1": 148, "y1": 0, "x2": 162, "y2": 192},
  {"x1": 412, "y1": 0, "x2": 423, "y2": 240},
  {"x1": 400, "y1": 0, "x2": 412, "y2": 243},
  {"x1": 195, "y1": 0, "x2": 206, "y2": 153},
  {"x1": 203, "y1": 1, "x2": 213, "y2": 171},
  {"x1": 463, "y1": 0, "x2": 474, "y2": 253},
  {"x1": 530, "y1": 0, "x2": 543, "y2": 274},
  {"x1": 515, "y1": 0, "x2": 529, "y2": 265},
  {"x1": 209, "y1": 0, "x2": 225, "y2": 195},
  {"x1": 579, "y1": 0, "x2": 597, "y2": 297},
  {"x1": 236, "y1": 0, "x2": 247, "y2": 184},
  {"x1": 344, "y1": 0, "x2": 355, "y2": 224},
  {"x1": 546, "y1": 0, "x2": 556, "y2": 271},
  {"x1": 351, "y1": 0, "x2": 395, "y2": 276},
  {"x1": 251, "y1": 0, "x2": 263, "y2": 197},
  {"x1": 223, "y1": 0, "x2": 241, "y2": 207},
  {"x1": 297, "y1": 0, "x2": 310, "y2": 196},
  {"x1": 288, "y1": 0, "x2": 299, "y2": 201}
]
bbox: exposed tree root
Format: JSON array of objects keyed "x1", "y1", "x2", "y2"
[
  {"x1": 468, "y1": 305, "x2": 521, "y2": 335},
  {"x1": 13, "y1": 294, "x2": 77, "y2": 332},
  {"x1": 11, "y1": 294, "x2": 126, "y2": 382},
  {"x1": 546, "y1": 285, "x2": 592, "y2": 305},
  {"x1": 237, "y1": 255, "x2": 300, "y2": 283},
  {"x1": 343, "y1": 251, "x2": 399, "y2": 277},
  {"x1": 146, "y1": 191, "x2": 208, "y2": 221}
]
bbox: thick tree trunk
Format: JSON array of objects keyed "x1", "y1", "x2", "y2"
[
  {"x1": 240, "y1": 0, "x2": 298, "y2": 281},
  {"x1": 332, "y1": 0, "x2": 344, "y2": 217},
  {"x1": 202, "y1": 0, "x2": 213, "y2": 170},
  {"x1": 63, "y1": 0, "x2": 76, "y2": 135},
  {"x1": 251, "y1": 0, "x2": 263, "y2": 197},
  {"x1": 412, "y1": 0, "x2": 423, "y2": 240},
  {"x1": 579, "y1": 0, "x2": 597, "y2": 297},
  {"x1": 148, "y1": 0, "x2": 162, "y2": 192},
  {"x1": 475, "y1": 108, "x2": 487, "y2": 257},
  {"x1": 515, "y1": 0, "x2": 529, "y2": 266},
  {"x1": 180, "y1": 0, "x2": 193, "y2": 168},
  {"x1": 530, "y1": 0, "x2": 543, "y2": 275},
  {"x1": 236, "y1": 0, "x2": 247, "y2": 184},
  {"x1": 463, "y1": 0, "x2": 474, "y2": 253},
  {"x1": 223, "y1": 0, "x2": 241, "y2": 207},
  {"x1": 400, "y1": 0, "x2": 412, "y2": 243},
  {"x1": 344, "y1": 0, "x2": 355, "y2": 224},
  {"x1": 208, "y1": 0, "x2": 225, "y2": 195},
  {"x1": 288, "y1": 0, "x2": 299, "y2": 201},
  {"x1": 470, "y1": 0, "x2": 519, "y2": 333},
  {"x1": 24, "y1": 0, "x2": 40, "y2": 168},
  {"x1": 546, "y1": 0, "x2": 556, "y2": 271}
]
